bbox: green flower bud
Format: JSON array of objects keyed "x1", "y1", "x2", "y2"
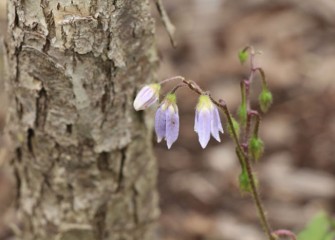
[
  {"x1": 238, "y1": 50, "x2": 249, "y2": 64},
  {"x1": 259, "y1": 88, "x2": 273, "y2": 113},
  {"x1": 249, "y1": 136, "x2": 264, "y2": 161},
  {"x1": 239, "y1": 168, "x2": 251, "y2": 193},
  {"x1": 239, "y1": 168, "x2": 259, "y2": 193}
]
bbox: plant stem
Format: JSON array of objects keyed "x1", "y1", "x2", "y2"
[
  {"x1": 159, "y1": 75, "x2": 185, "y2": 85},
  {"x1": 182, "y1": 77, "x2": 275, "y2": 240},
  {"x1": 272, "y1": 230, "x2": 297, "y2": 240},
  {"x1": 250, "y1": 111, "x2": 261, "y2": 137},
  {"x1": 218, "y1": 102, "x2": 274, "y2": 240},
  {"x1": 242, "y1": 48, "x2": 274, "y2": 240},
  {"x1": 244, "y1": 154, "x2": 274, "y2": 240},
  {"x1": 170, "y1": 83, "x2": 187, "y2": 94}
]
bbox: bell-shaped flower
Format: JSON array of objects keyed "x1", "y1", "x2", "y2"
[
  {"x1": 194, "y1": 95, "x2": 223, "y2": 148},
  {"x1": 155, "y1": 93, "x2": 179, "y2": 149},
  {"x1": 133, "y1": 83, "x2": 161, "y2": 111}
]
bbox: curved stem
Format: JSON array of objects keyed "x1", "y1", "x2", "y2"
[
  {"x1": 159, "y1": 75, "x2": 185, "y2": 85},
  {"x1": 250, "y1": 110, "x2": 261, "y2": 137},
  {"x1": 170, "y1": 83, "x2": 187, "y2": 94},
  {"x1": 272, "y1": 229, "x2": 297, "y2": 240}
]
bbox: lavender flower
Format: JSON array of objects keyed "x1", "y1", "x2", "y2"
[
  {"x1": 194, "y1": 95, "x2": 223, "y2": 148},
  {"x1": 155, "y1": 93, "x2": 179, "y2": 149},
  {"x1": 133, "y1": 83, "x2": 161, "y2": 111}
]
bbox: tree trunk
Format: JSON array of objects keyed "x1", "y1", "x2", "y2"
[{"x1": 5, "y1": 1, "x2": 159, "y2": 239}]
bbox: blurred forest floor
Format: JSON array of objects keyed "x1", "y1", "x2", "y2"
[{"x1": 1, "y1": 0, "x2": 335, "y2": 240}]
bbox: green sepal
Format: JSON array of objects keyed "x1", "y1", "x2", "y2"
[{"x1": 165, "y1": 93, "x2": 177, "y2": 103}]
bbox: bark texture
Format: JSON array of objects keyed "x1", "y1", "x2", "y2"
[{"x1": 5, "y1": 1, "x2": 159, "y2": 239}]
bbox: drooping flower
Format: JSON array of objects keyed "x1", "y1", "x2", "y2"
[
  {"x1": 155, "y1": 93, "x2": 179, "y2": 149},
  {"x1": 133, "y1": 83, "x2": 161, "y2": 111},
  {"x1": 194, "y1": 95, "x2": 223, "y2": 148}
]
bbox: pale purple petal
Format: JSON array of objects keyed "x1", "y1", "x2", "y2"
[
  {"x1": 165, "y1": 106, "x2": 179, "y2": 149},
  {"x1": 143, "y1": 95, "x2": 158, "y2": 109},
  {"x1": 216, "y1": 107, "x2": 224, "y2": 133},
  {"x1": 211, "y1": 107, "x2": 223, "y2": 142},
  {"x1": 194, "y1": 110, "x2": 199, "y2": 132},
  {"x1": 197, "y1": 109, "x2": 211, "y2": 148},
  {"x1": 133, "y1": 86, "x2": 157, "y2": 110},
  {"x1": 155, "y1": 106, "x2": 166, "y2": 143}
]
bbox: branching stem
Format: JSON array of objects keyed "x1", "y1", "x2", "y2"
[
  {"x1": 162, "y1": 47, "x2": 274, "y2": 239},
  {"x1": 180, "y1": 76, "x2": 275, "y2": 240}
]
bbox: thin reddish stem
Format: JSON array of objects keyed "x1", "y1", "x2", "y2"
[
  {"x1": 159, "y1": 75, "x2": 185, "y2": 85},
  {"x1": 272, "y1": 230, "x2": 297, "y2": 240}
]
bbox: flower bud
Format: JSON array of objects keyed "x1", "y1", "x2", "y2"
[
  {"x1": 249, "y1": 136, "x2": 264, "y2": 161},
  {"x1": 239, "y1": 168, "x2": 258, "y2": 193},
  {"x1": 238, "y1": 50, "x2": 249, "y2": 64},
  {"x1": 239, "y1": 168, "x2": 251, "y2": 193},
  {"x1": 133, "y1": 83, "x2": 161, "y2": 111},
  {"x1": 259, "y1": 88, "x2": 273, "y2": 113},
  {"x1": 227, "y1": 116, "x2": 240, "y2": 139}
]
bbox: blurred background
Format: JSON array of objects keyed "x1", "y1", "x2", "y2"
[{"x1": 1, "y1": 0, "x2": 335, "y2": 240}]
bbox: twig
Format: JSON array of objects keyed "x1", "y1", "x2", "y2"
[
  {"x1": 159, "y1": 75, "x2": 184, "y2": 85},
  {"x1": 154, "y1": 0, "x2": 177, "y2": 48}
]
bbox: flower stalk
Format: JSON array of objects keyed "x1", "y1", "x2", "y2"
[
  {"x1": 133, "y1": 46, "x2": 287, "y2": 240},
  {"x1": 184, "y1": 79, "x2": 275, "y2": 240}
]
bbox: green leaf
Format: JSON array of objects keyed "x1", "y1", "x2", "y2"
[
  {"x1": 238, "y1": 50, "x2": 249, "y2": 64},
  {"x1": 249, "y1": 136, "x2": 264, "y2": 161},
  {"x1": 298, "y1": 212, "x2": 335, "y2": 240}
]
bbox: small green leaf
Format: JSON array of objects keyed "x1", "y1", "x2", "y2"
[
  {"x1": 238, "y1": 50, "x2": 249, "y2": 64},
  {"x1": 227, "y1": 116, "x2": 240, "y2": 139},
  {"x1": 259, "y1": 89, "x2": 273, "y2": 113},
  {"x1": 249, "y1": 136, "x2": 264, "y2": 161},
  {"x1": 298, "y1": 212, "x2": 335, "y2": 240}
]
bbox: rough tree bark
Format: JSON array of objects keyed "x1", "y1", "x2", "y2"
[{"x1": 5, "y1": 0, "x2": 159, "y2": 239}]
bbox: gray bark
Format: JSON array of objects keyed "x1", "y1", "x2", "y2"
[{"x1": 5, "y1": 0, "x2": 159, "y2": 239}]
